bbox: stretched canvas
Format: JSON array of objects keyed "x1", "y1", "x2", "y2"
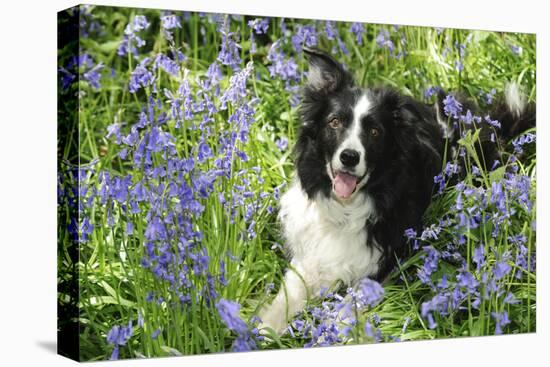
[{"x1": 57, "y1": 4, "x2": 536, "y2": 362}]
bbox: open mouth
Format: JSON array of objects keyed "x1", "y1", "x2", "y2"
[{"x1": 330, "y1": 168, "x2": 364, "y2": 200}]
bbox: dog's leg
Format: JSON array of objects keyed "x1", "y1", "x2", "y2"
[{"x1": 258, "y1": 263, "x2": 318, "y2": 335}]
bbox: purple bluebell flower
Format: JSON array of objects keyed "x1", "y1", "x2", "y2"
[
  {"x1": 83, "y1": 63, "x2": 104, "y2": 89},
  {"x1": 510, "y1": 44, "x2": 523, "y2": 56},
  {"x1": 417, "y1": 246, "x2": 440, "y2": 284},
  {"x1": 151, "y1": 328, "x2": 161, "y2": 339},
  {"x1": 457, "y1": 270, "x2": 478, "y2": 294},
  {"x1": 291, "y1": 24, "x2": 318, "y2": 52},
  {"x1": 492, "y1": 311, "x2": 510, "y2": 335},
  {"x1": 420, "y1": 224, "x2": 441, "y2": 241},
  {"x1": 404, "y1": 228, "x2": 417, "y2": 240},
  {"x1": 275, "y1": 137, "x2": 289, "y2": 152},
  {"x1": 442, "y1": 94, "x2": 462, "y2": 119},
  {"x1": 485, "y1": 88, "x2": 497, "y2": 104},
  {"x1": 248, "y1": 18, "x2": 269, "y2": 34},
  {"x1": 118, "y1": 15, "x2": 150, "y2": 56},
  {"x1": 106, "y1": 122, "x2": 122, "y2": 144},
  {"x1": 358, "y1": 278, "x2": 385, "y2": 307},
  {"x1": 473, "y1": 244, "x2": 486, "y2": 272},
  {"x1": 424, "y1": 86, "x2": 441, "y2": 99},
  {"x1": 217, "y1": 22, "x2": 241, "y2": 69},
  {"x1": 154, "y1": 54, "x2": 179, "y2": 76},
  {"x1": 376, "y1": 29, "x2": 395, "y2": 53},
  {"x1": 493, "y1": 261, "x2": 511, "y2": 280},
  {"x1": 216, "y1": 299, "x2": 248, "y2": 334},
  {"x1": 59, "y1": 53, "x2": 103, "y2": 90},
  {"x1": 434, "y1": 173, "x2": 446, "y2": 194},
  {"x1": 421, "y1": 294, "x2": 449, "y2": 328},
  {"x1": 161, "y1": 14, "x2": 181, "y2": 29},
  {"x1": 504, "y1": 292, "x2": 520, "y2": 304},
  {"x1": 324, "y1": 21, "x2": 337, "y2": 40},
  {"x1": 267, "y1": 41, "x2": 300, "y2": 83},
  {"x1": 106, "y1": 321, "x2": 133, "y2": 360},
  {"x1": 484, "y1": 115, "x2": 501, "y2": 129},
  {"x1": 129, "y1": 58, "x2": 155, "y2": 93},
  {"x1": 512, "y1": 132, "x2": 536, "y2": 154},
  {"x1": 350, "y1": 22, "x2": 365, "y2": 45},
  {"x1": 220, "y1": 62, "x2": 254, "y2": 109}
]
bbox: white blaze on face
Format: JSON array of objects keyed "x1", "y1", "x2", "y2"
[
  {"x1": 329, "y1": 93, "x2": 372, "y2": 200},
  {"x1": 332, "y1": 93, "x2": 371, "y2": 176}
]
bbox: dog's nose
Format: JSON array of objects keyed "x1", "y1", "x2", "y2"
[{"x1": 340, "y1": 149, "x2": 360, "y2": 167}]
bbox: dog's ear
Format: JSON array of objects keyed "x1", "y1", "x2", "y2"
[{"x1": 303, "y1": 47, "x2": 353, "y2": 95}]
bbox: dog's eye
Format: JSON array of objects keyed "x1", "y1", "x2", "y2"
[
  {"x1": 370, "y1": 128, "x2": 380, "y2": 137},
  {"x1": 328, "y1": 118, "x2": 341, "y2": 129}
]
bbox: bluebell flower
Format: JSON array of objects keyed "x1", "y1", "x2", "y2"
[
  {"x1": 59, "y1": 53, "x2": 103, "y2": 90},
  {"x1": 442, "y1": 94, "x2": 462, "y2": 119},
  {"x1": 484, "y1": 88, "x2": 497, "y2": 104},
  {"x1": 401, "y1": 228, "x2": 416, "y2": 242},
  {"x1": 510, "y1": 44, "x2": 523, "y2": 56},
  {"x1": 420, "y1": 224, "x2": 441, "y2": 241},
  {"x1": 161, "y1": 14, "x2": 181, "y2": 29},
  {"x1": 417, "y1": 246, "x2": 440, "y2": 284},
  {"x1": 248, "y1": 18, "x2": 269, "y2": 34},
  {"x1": 484, "y1": 115, "x2": 501, "y2": 129},
  {"x1": 324, "y1": 21, "x2": 337, "y2": 40},
  {"x1": 216, "y1": 299, "x2": 248, "y2": 334},
  {"x1": 267, "y1": 41, "x2": 300, "y2": 83},
  {"x1": 421, "y1": 294, "x2": 449, "y2": 328},
  {"x1": 129, "y1": 58, "x2": 155, "y2": 93},
  {"x1": 358, "y1": 278, "x2": 385, "y2": 307},
  {"x1": 424, "y1": 86, "x2": 441, "y2": 99},
  {"x1": 154, "y1": 54, "x2": 180, "y2": 76},
  {"x1": 291, "y1": 24, "x2": 318, "y2": 52},
  {"x1": 217, "y1": 21, "x2": 241, "y2": 69},
  {"x1": 118, "y1": 15, "x2": 150, "y2": 56},
  {"x1": 504, "y1": 292, "x2": 520, "y2": 305},
  {"x1": 493, "y1": 261, "x2": 511, "y2": 280},
  {"x1": 220, "y1": 62, "x2": 254, "y2": 109},
  {"x1": 473, "y1": 244, "x2": 486, "y2": 272},
  {"x1": 492, "y1": 312, "x2": 510, "y2": 335},
  {"x1": 231, "y1": 333, "x2": 257, "y2": 351},
  {"x1": 376, "y1": 29, "x2": 395, "y2": 53},
  {"x1": 434, "y1": 173, "x2": 446, "y2": 194},
  {"x1": 83, "y1": 63, "x2": 104, "y2": 89},
  {"x1": 512, "y1": 132, "x2": 536, "y2": 154},
  {"x1": 275, "y1": 137, "x2": 289, "y2": 152},
  {"x1": 106, "y1": 321, "x2": 133, "y2": 360},
  {"x1": 152, "y1": 328, "x2": 161, "y2": 339},
  {"x1": 456, "y1": 270, "x2": 478, "y2": 294},
  {"x1": 350, "y1": 22, "x2": 365, "y2": 45}
]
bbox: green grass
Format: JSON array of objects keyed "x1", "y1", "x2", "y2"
[{"x1": 57, "y1": 5, "x2": 536, "y2": 361}]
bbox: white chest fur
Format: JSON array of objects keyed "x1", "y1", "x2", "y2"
[
  {"x1": 259, "y1": 180, "x2": 382, "y2": 334},
  {"x1": 278, "y1": 180, "x2": 382, "y2": 286}
]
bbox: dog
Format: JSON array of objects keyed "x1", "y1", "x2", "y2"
[{"x1": 258, "y1": 47, "x2": 535, "y2": 335}]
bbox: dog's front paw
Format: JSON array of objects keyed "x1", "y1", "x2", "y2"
[{"x1": 258, "y1": 306, "x2": 288, "y2": 336}]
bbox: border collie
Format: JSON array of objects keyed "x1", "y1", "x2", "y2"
[{"x1": 259, "y1": 48, "x2": 535, "y2": 334}]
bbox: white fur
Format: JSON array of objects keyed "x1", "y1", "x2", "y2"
[
  {"x1": 331, "y1": 93, "x2": 371, "y2": 178},
  {"x1": 434, "y1": 100, "x2": 454, "y2": 139},
  {"x1": 259, "y1": 179, "x2": 381, "y2": 334},
  {"x1": 505, "y1": 82, "x2": 526, "y2": 118}
]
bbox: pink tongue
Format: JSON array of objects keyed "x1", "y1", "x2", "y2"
[{"x1": 333, "y1": 172, "x2": 358, "y2": 199}]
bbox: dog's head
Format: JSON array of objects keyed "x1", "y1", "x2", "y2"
[{"x1": 295, "y1": 48, "x2": 442, "y2": 203}]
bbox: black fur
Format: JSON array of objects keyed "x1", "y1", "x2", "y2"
[{"x1": 293, "y1": 48, "x2": 535, "y2": 282}]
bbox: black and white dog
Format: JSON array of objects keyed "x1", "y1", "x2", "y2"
[{"x1": 259, "y1": 48, "x2": 535, "y2": 334}]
